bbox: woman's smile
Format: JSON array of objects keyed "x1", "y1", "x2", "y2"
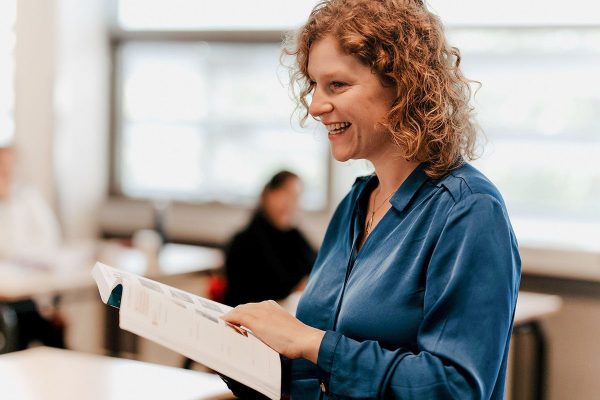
[{"x1": 325, "y1": 122, "x2": 352, "y2": 139}]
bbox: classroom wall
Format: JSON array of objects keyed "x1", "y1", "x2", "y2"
[
  {"x1": 53, "y1": 0, "x2": 110, "y2": 240},
  {"x1": 14, "y1": 0, "x2": 57, "y2": 205},
  {"x1": 14, "y1": 0, "x2": 110, "y2": 241}
]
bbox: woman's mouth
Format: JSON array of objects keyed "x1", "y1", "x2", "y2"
[{"x1": 325, "y1": 122, "x2": 352, "y2": 135}]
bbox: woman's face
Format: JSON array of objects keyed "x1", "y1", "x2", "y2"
[
  {"x1": 307, "y1": 35, "x2": 397, "y2": 164},
  {"x1": 263, "y1": 177, "x2": 302, "y2": 231}
]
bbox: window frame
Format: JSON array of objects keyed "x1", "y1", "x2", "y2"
[{"x1": 108, "y1": 27, "x2": 333, "y2": 212}]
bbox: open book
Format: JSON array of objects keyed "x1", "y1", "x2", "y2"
[{"x1": 92, "y1": 262, "x2": 281, "y2": 399}]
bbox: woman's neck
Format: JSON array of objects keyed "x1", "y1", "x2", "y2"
[{"x1": 370, "y1": 154, "x2": 420, "y2": 196}]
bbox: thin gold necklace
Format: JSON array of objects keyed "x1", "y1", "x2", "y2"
[{"x1": 365, "y1": 186, "x2": 394, "y2": 235}]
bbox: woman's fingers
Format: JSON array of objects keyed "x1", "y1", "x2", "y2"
[
  {"x1": 220, "y1": 300, "x2": 320, "y2": 360},
  {"x1": 222, "y1": 301, "x2": 276, "y2": 327}
]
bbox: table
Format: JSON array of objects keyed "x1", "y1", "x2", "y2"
[
  {"x1": 511, "y1": 291, "x2": 562, "y2": 400},
  {"x1": 97, "y1": 242, "x2": 224, "y2": 280},
  {"x1": 0, "y1": 244, "x2": 97, "y2": 354},
  {"x1": 0, "y1": 243, "x2": 96, "y2": 302},
  {"x1": 0, "y1": 346, "x2": 233, "y2": 400},
  {"x1": 0, "y1": 242, "x2": 224, "y2": 355},
  {"x1": 0, "y1": 243, "x2": 224, "y2": 302}
]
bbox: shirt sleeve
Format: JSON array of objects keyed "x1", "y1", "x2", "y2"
[{"x1": 315, "y1": 194, "x2": 521, "y2": 399}]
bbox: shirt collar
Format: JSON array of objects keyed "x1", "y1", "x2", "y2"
[
  {"x1": 389, "y1": 162, "x2": 431, "y2": 213},
  {"x1": 355, "y1": 162, "x2": 431, "y2": 219}
]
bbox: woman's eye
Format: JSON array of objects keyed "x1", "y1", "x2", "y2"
[{"x1": 330, "y1": 81, "x2": 346, "y2": 90}]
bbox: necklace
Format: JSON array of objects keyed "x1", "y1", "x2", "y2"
[{"x1": 364, "y1": 186, "x2": 394, "y2": 235}]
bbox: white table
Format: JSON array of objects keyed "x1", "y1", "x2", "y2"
[
  {"x1": 0, "y1": 244, "x2": 96, "y2": 302},
  {"x1": 0, "y1": 243, "x2": 224, "y2": 354},
  {"x1": 515, "y1": 292, "x2": 562, "y2": 325},
  {"x1": 0, "y1": 243, "x2": 224, "y2": 302},
  {"x1": 0, "y1": 347, "x2": 233, "y2": 400},
  {"x1": 97, "y1": 242, "x2": 224, "y2": 280}
]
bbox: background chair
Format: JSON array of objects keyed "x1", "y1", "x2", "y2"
[{"x1": 0, "y1": 303, "x2": 19, "y2": 354}]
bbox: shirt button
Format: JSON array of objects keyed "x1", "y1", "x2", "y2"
[{"x1": 320, "y1": 382, "x2": 327, "y2": 392}]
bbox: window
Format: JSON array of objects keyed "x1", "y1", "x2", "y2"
[
  {"x1": 112, "y1": 2, "x2": 600, "y2": 243},
  {"x1": 448, "y1": 28, "x2": 600, "y2": 223},
  {"x1": 0, "y1": 0, "x2": 16, "y2": 145},
  {"x1": 112, "y1": 1, "x2": 329, "y2": 210}
]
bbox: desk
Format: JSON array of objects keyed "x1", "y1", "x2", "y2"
[
  {"x1": 515, "y1": 292, "x2": 562, "y2": 326},
  {"x1": 512, "y1": 292, "x2": 562, "y2": 400},
  {"x1": 0, "y1": 346, "x2": 233, "y2": 400},
  {"x1": 0, "y1": 243, "x2": 224, "y2": 302},
  {"x1": 98, "y1": 243, "x2": 224, "y2": 280},
  {"x1": 0, "y1": 244, "x2": 97, "y2": 354},
  {"x1": 0, "y1": 244, "x2": 96, "y2": 302},
  {"x1": 158, "y1": 243, "x2": 224, "y2": 276},
  {"x1": 0, "y1": 243, "x2": 224, "y2": 355}
]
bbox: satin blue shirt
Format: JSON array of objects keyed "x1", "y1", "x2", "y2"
[{"x1": 291, "y1": 163, "x2": 521, "y2": 399}]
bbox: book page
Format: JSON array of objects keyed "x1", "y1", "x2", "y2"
[{"x1": 93, "y1": 263, "x2": 281, "y2": 399}]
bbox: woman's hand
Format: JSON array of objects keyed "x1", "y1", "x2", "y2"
[{"x1": 221, "y1": 300, "x2": 325, "y2": 363}]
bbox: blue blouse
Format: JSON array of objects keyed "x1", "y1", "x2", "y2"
[{"x1": 291, "y1": 163, "x2": 521, "y2": 399}]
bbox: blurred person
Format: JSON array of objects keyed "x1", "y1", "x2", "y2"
[
  {"x1": 223, "y1": 170, "x2": 316, "y2": 307},
  {"x1": 221, "y1": 0, "x2": 521, "y2": 398},
  {"x1": 0, "y1": 144, "x2": 66, "y2": 350}
]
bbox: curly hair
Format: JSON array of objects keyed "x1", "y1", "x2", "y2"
[{"x1": 283, "y1": 0, "x2": 480, "y2": 179}]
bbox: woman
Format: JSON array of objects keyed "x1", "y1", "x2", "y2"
[
  {"x1": 223, "y1": 0, "x2": 521, "y2": 398},
  {"x1": 223, "y1": 170, "x2": 316, "y2": 307}
]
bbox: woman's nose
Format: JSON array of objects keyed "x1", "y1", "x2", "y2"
[{"x1": 308, "y1": 88, "x2": 333, "y2": 118}]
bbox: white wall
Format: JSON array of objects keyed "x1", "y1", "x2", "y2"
[
  {"x1": 14, "y1": 0, "x2": 57, "y2": 204},
  {"x1": 14, "y1": 0, "x2": 110, "y2": 241},
  {"x1": 53, "y1": 0, "x2": 110, "y2": 240}
]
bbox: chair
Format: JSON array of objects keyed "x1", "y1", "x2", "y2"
[{"x1": 0, "y1": 303, "x2": 19, "y2": 354}]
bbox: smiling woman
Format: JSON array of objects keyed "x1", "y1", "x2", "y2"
[{"x1": 220, "y1": 0, "x2": 521, "y2": 399}]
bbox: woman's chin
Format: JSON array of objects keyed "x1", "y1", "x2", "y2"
[{"x1": 330, "y1": 148, "x2": 354, "y2": 163}]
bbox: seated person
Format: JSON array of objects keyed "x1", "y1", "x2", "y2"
[
  {"x1": 0, "y1": 144, "x2": 65, "y2": 350},
  {"x1": 223, "y1": 170, "x2": 316, "y2": 307}
]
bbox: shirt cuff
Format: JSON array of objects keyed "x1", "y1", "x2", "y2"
[{"x1": 316, "y1": 330, "x2": 342, "y2": 392}]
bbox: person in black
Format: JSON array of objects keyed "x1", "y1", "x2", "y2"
[{"x1": 223, "y1": 171, "x2": 316, "y2": 307}]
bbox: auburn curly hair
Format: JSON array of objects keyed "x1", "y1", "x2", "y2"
[{"x1": 284, "y1": 0, "x2": 480, "y2": 179}]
